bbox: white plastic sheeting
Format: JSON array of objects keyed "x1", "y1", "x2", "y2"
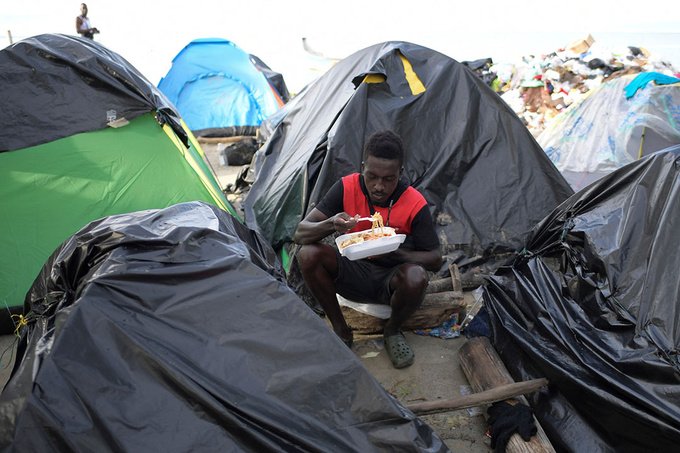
[{"x1": 538, "y1": 75, "x2": 680, "y2": 190}]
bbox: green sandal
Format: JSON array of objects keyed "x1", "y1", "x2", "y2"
[{"x1": 384, "y1": 333, "x2": 414, "y2": 369}]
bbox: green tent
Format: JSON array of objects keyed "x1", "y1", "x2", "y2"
[{"x1": 0, "y1": 34, "x2": 237, "y2": 333}]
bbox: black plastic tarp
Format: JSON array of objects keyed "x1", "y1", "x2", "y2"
[
  {"x1": 482, "y1": 146, "x2": 680, "y2": 452},
  {"x1": 0, "y1": 202, "x2": 446, "y2": 452},
  {"x1": 243, "y1": 41, "x2": 573, "y2": 264},
  {"x1": 0, "y1": 33, "x2": 185, "y2": 152},
  {"x1": 249, "y1": 54, "x2": 291, "y2": 103}
]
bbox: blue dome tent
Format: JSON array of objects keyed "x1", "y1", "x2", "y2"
[{"x1": 158, "y1": 38, "x2": 283, "y2": 137}]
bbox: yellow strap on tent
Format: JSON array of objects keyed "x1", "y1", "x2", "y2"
[
  {"x1": 161, "y1": 123, "x2": 230, "y2": 213},
  {"x1": 182, "y1": 119, "x2": 206, "y2": 158},
  {"x1": 638, "y1": 126, "x2": 646, "y2": 159},
  {"x1": 363, "y1": 74, "x2": 386, "y2": 84},
  {"x1": 11, "y1": 313, "x2": 28, "y2": 337},
  {"x1": 399, "y1": 52, "x2": 426, "y2": 95}
]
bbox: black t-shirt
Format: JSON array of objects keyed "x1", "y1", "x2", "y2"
[{"x1": 316, "y1": 176, "x2": 440, "y2": 251}]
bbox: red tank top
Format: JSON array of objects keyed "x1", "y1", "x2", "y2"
[{"x1": 342, "y1": 173, "x2": 427, "y2": 234}]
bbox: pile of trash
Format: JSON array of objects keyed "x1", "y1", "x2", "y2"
[{"x1": 466, "y1": 34, "x2": 679, "y2": 136}]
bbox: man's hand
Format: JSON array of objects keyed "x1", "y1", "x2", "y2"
[
  {"x1": 294, "y1": 208, "x2": 357, "y2": 245},
  {"x1": 332, "y1": 213, "x2": 358, "y2": 234}
]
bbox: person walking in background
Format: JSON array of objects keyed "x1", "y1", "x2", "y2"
[{"x1": 76, "y1": 3, "x2": 99, "y2": 39}]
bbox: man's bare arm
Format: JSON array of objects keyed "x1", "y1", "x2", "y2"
[{"x1": 293, "y1": 208, "x2": 359, "y2": 244}]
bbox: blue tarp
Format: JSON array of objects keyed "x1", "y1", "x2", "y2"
[{"x1": 158, "y1": 38, "x2": 280, "y2": 135}]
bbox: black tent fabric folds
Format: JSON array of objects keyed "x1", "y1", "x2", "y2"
[
  {"x1": 483, "y1": 146, "x2": 680, "y2": 452},
  {"x1": 0, "y1": 202, "x2": 446, "y2": 452},
  {"x1": 249, "y1": 53, "x2": 291, "y2": 103},
  {"x1": 243, "y1": 41, "x2": 573, "y2": 263},
  {"x1": 0, "y1": 33, "x2": 186, "y2": 152}
]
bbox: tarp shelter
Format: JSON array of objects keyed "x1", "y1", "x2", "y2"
[
  {"x1": 249, "y1": 53, "x2": 291, "y2": 103},
  {"x1": 0, "y1": 33, "x2": 236, "y2": 335},
  {"x1": 244, "y1": 41, "x2": 573, "y2": 265},
  {"x1": 538, "y1": 74, "x2": 680, "y2": 191},
  {"x1": 0, "y1": 201, "x2": 447, "y2": 452},
  {"x1": 158, "y1": 38, "x2": 283, "y2": 137},
  {"x1": 482, "y1": 145, "x2": 680, "y2": 452}
]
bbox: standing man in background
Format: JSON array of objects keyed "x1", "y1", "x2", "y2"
[{"x1": 76, "y1": 3, "x2": 99, "y2": 39}]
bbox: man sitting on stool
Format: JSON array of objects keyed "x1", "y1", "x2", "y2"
[{"x1": 293, "y1": 130, "x2": 441, "y2": 368}]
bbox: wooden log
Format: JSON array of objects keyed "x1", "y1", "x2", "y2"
[
  {"x1": 426, "y1": 263, "x2": 462, "y2": 294},
  {"x1": 425, "y1": 277, "x2": 452, "y2": 294},
  {"x1": 459, "y1": 337, "x2": 555, "y2": 453},
  {"x1": 426, "y1": 274, "x2": 485, "y2": 293},
  {"x1": 341, "y1": 290, "x2": 465, "y2": 334},
  {"x1": 196, "y1": 135, "x2": 252, "y2": 144},
  {"x1": 459, "y1": 272, "x2": 486, "y2": 290},
  {"x1": 407, "y1": 378, "x2": 548, "y2": 415},
  {"x1": 449, "y1": 262, "x2": 462, "y2": 292},
  {"x1": 422, "y1": 291, "x2": 464, "y2": 305}
]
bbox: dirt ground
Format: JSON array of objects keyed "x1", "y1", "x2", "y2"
[{"x1": 354, "y1": 331, "x2": 492, "y2": 451}]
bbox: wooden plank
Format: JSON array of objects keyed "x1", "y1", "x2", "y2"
[
  {"x1": 196, "y1": 135, "x2": 252, "y2": 144},
  {"x1": 341, "y1": 291, "x2": 465, "y2": 334},
  {"x1": 425, "y1": 263, "x2": 461, "y2": 294},
  {"x1": 421, "y1": 291, "x2": 464, "y2": 305},
  {"x1": 425, "y1": 265, "x2": 485, "y2": 293},
  {"x1": 426, "y1": 277, "x2": 452, "y2": 294},
  {"x1": 459, "y1": 337, "x2": 555, "y2": 453},
  {"x1": 449, "y1": 262, "x2": 462, "y2": 292},
  {"x1": 407, "y1": 378, "x2": 548, "y2": 415}
]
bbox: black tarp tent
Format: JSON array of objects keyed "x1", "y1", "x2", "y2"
[
  {"x1": 249, "y1": 53, "x2": 291, "y2": 103},
  {"x1": 482, "y1": 146, "x2": 680, "y2": 452},
  {"x1": 0, "y1": 33, "x2": 187, "y2": 151},
  {"x1": 243, "y1": 41, "x2": 573, "y2": 267},
  {"x1": 0, "y1": 202, "x2": 446, "y2": 452}
]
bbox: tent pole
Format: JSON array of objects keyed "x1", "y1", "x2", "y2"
[{"x1": 638, "y1": 126, "x2": 646, "y2": 159}]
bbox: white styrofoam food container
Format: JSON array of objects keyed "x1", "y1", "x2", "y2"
[{"x1": 335, "y1": 227, "x2": 406, "y2": 261}]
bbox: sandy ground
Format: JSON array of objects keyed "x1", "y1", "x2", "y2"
[
  {"x1": 201, "y1": 142, "x2": 248, "y2": 196},
  {"x1": 355, "y1": 331, "x2": 492, "y2": 451},
  {"x1": 0, "y1": 144, "x2": 492, "y2": 451}
]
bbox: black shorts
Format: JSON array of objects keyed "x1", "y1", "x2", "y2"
[{"x1": 334, "y1": 250, "x2": 398, "y2": 305}]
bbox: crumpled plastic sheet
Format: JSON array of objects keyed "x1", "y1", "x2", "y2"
[{"x1": 414, "y1": 313, "x2": 461, "y2": 339}]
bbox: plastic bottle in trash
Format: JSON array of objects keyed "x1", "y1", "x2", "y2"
[{"x1": 460, "y1": 286, "x2": 484, "y2": 331}]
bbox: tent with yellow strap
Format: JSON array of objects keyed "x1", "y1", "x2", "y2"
[
  {"x1": 0, "y1": 34, "x2": 238, "y2": 334},
  {"x1": 245, "y1": 41, "x2": 573, "y2": 272}
]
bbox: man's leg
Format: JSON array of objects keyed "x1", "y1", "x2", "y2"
[
  {"x1": 296, "y1": 243, "x2": 353, "y2": 345},
  {"x1": 382, "y1": 264, "x2": 428, "y2": 368},
  {"x1": 384, "y1": 263, "x2": 429, "y2": 335}
]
